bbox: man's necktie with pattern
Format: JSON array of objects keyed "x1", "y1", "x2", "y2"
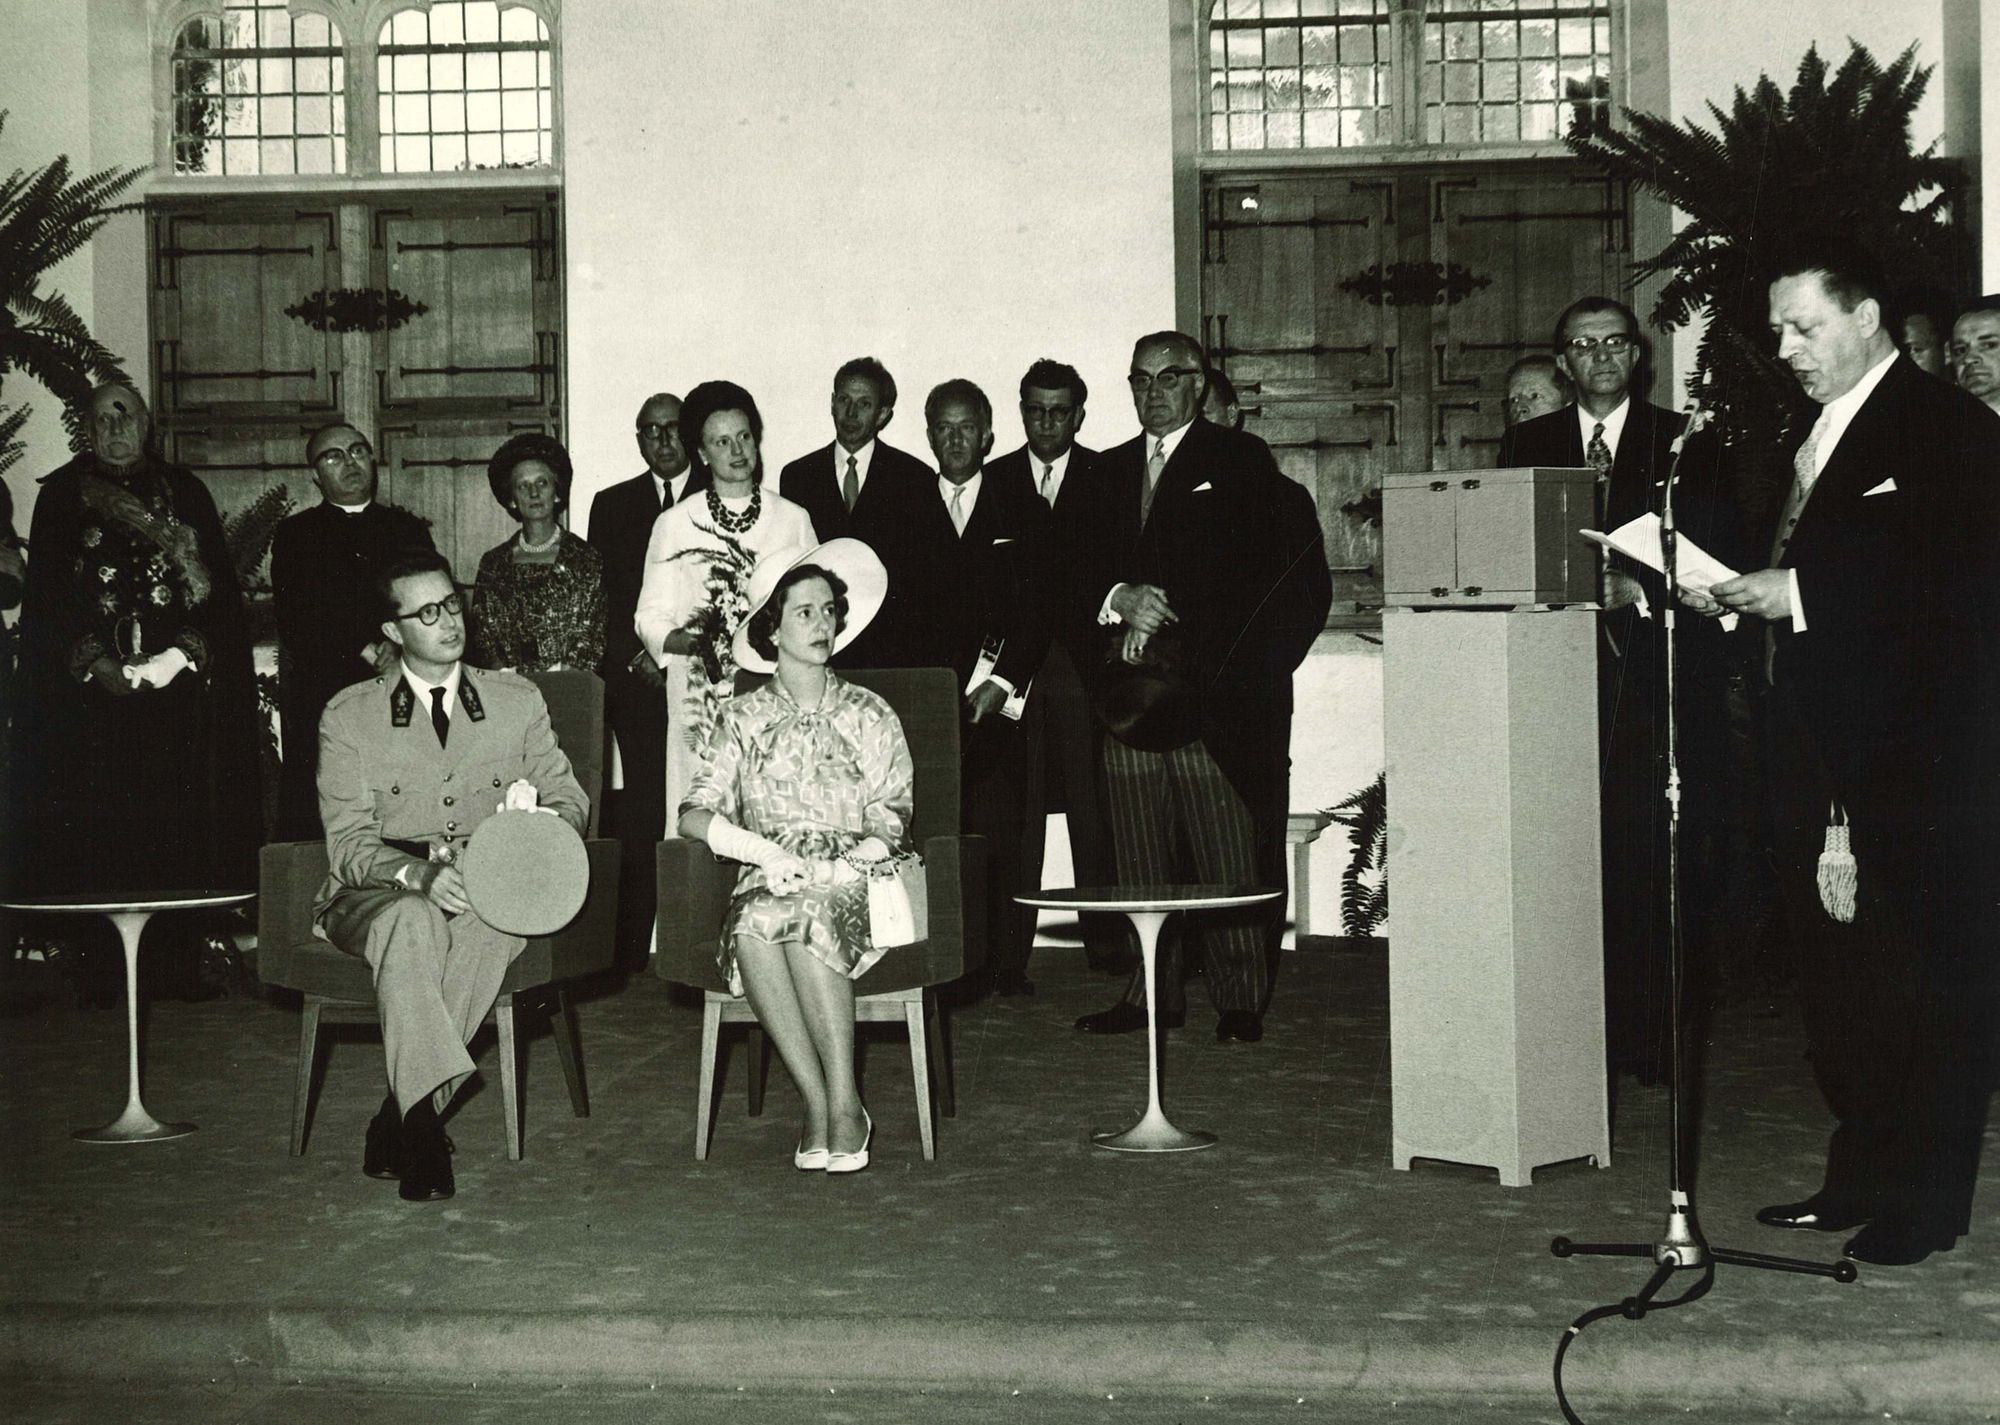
[
  {"x1": 1040, "y1": 461, "x2": 1055, "y2": 505},
  {"x1": 1141, "y1": 438, "x2": 1166, "y2": 523},
  {"x1": 1586, "y1": 421, "x2": 1612, "y2": 476},
  {"x1": 1763, "y1": 416, "x2": 1828, "y2": 684},
  {"x1": 842, "y1": 454, "x2": 859, "y2": 512},
  {"x1": 429, "y1": 686, "x2": 449, "y2": 748},
  {"x1": 949, "y1": 484, "x2": 967, "y2": 535}
]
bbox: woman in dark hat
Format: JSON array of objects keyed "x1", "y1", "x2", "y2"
[
  {"x1": 635, "y1": 380, "x2": 817, "y2": 816},
  {"x1": 468, "y1": 431, "x2": 607, "y2": 672}
]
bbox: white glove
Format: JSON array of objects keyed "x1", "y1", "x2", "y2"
[
  {"x1": 499, "y1": 779, "x2": 557, "y2": 814},
  {"x1": 122, "y1": 647, "x2": 191, "y2": 689},
  {"x1": 705, "y1": 815, "x2": 810, "y2": 894}
]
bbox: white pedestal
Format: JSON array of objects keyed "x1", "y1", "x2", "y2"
[{"x1": 1383, "y1": 609, "x2": 1610, "y2": 1186}]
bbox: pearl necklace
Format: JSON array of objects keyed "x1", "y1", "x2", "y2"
[
  {"x1": 706, "y1": 484, "x2": 761, "y2": 534},
  {"x1": 516, "y1": 527, "x2": 562, "y2": 554}
]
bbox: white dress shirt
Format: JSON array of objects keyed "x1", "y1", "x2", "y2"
[
  {"x1": 939, "y1": 469, "x2": 983, "y2": 531},
  {"x1": 1101, "y1": 419, "x2": 1197, "y2": 624},
  {"x1": 1787, "y1": 347, "x2": 1899, "y2": 630},
  {"x1": 1032, "y1": 447, "x2": 1074, "y2": 506},
  {"x1": 398, "y1": 659, "x2": 463, "y2": 720},
  {"x1": 1575, "y1": 397, "x2": 1632, "y2": 463},
  {"x1": 838, "y1": 438, "x2": 878, "y2": 498}
]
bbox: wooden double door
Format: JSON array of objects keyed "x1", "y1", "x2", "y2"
[
  {"x1": 1201, "y1": 162, "x2": 1631, "y2": 626},
  {"x1": 149, "y1": 191, "x2": 564, "y2": 586}
]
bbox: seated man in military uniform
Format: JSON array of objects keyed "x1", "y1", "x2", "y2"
[{"x1": 315, "y1": 550, "x2": 587, "y2": 1202}]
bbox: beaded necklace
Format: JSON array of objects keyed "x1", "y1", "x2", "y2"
[{"x1": 706, "y1": 484, "x2": 761, "y2": 534}]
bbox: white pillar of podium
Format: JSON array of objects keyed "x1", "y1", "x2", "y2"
[{"x1": 1383, "y1": 608, "x2": 1611, "y2": 1187}]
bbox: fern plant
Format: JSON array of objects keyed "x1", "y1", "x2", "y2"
[
  {"x1": 0, "y1": 108, "x2": 147, "y2": 476},
  {"x1": 1568, "y1": 42, "x2": 1965, "y2": 523},
  {"x1": 1326, "y1": 771, "x2": 1387, "y2": 938}
]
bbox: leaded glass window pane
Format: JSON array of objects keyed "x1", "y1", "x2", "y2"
[
  {"x1": 378, "y1": 2, "x2": 554, "y2": 173},
  {"x1": 1423, "y1": 2, "x2": 1613, "y2": 144},
  {"x1": 170, "y1": 2, "x2": 346, "y2": 176},
  {"x1": 1206, "y1": 0, "x2": 1392, "y2": 150}
]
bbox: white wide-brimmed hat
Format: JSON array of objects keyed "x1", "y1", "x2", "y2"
[{"x1": 730, "y1": 538, "x2": 888, "y2": 674}]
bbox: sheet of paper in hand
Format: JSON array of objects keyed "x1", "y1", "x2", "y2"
[{"x1": 1581, "y1": 514, "x2": 1741, "y2": 632}]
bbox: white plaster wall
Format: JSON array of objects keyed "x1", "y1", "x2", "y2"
[
  {"x1": 0, "y1": 0, "x2": 97, "y2": 532},
  {"x1": 1662, "y1": 0, "x2": 1950, "y2": 399},
  {"x1": 563, "y1": 0, "x2": 1176, "y2": 512}
]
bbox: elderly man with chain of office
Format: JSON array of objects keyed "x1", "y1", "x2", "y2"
[{"x1": 315, "y1": 550, "x2": 586, "y2": 1202}]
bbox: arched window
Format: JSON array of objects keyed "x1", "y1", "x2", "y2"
[
  {"x1": 378, "y1": 2, "x2": 555, "y2": 173},
  {"x1": 1202, "y1": 0, "x2": 1616, "y2": 153},
  {"x1": 171, "y1": 1, "x2": 347, "y2": 175}
]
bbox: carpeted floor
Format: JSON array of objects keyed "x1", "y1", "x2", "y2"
[{"x1": 1, "y1": 938, "x2": 1994, "y2": 1419}]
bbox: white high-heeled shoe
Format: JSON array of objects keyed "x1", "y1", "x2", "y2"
[
  {"x1": 825, "y1": 1110, "x2": 872, "y2": 1175},
  {"x1": 794, "y1": 1141, "x2": 830, "y2": 1171}
]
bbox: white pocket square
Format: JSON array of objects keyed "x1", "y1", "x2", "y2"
[
  {"x1": 1863, "y1": 478, "x2": 1897, "y2": 496},
  {"x1": 992, "y1": 536, "x2": 1015, "y2": 545},
  {"x1": 1192, "y1": 480, "x2": 1215, "y2": 492}
]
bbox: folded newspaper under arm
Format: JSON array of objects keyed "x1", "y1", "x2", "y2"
[{"x1": 1581, "y1": 514, "x2": 1740, "y2": 632}]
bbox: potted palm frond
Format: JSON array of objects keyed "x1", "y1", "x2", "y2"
[
  {"x1": 0, "y1": 110, "x2": 148, "y2": 475},
  {"x1": 1567, "y1": 42, "x2": 1966, "y2": 523}
]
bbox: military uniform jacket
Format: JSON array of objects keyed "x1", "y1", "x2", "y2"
[{"x1": 314, "y1": 663, "x2": 588, "y2": 920}]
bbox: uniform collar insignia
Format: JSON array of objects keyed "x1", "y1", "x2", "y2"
[
  {"x1": 459, "y1": 671, "x2": 486, "y2": 723},
  {"x1": 390, "y1": 678, "x2": 414, "y2": 727}
]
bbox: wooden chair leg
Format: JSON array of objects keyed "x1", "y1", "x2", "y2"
[
  {"x1": 695, "y1": 996, "x2": 721, "y2": 1160},
  {"x1": 746, "y1": 1023, "x2": 767, "y2": 1117},
  {"x1": 291, "y1": 998, "x2": 324, "y2": 1156},
  {"x1": 496, "y1": 993, "x2": 523, "y2": 1161},
  {"x1": 927, "y1": 990, "x2": 957, "y2": 1119},
  {"x1": 551, "y1": 987, "x2": 589, "y2": 1118},
  {"x1": 905, "y1": 997, "x2": 936, "y2": 1161}
]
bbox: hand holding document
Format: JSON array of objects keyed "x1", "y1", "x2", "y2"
[{"x1": 1581, "y1": 514, "x2": 1741, "y2": 631}]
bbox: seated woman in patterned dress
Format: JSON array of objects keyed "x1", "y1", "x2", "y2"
[
  {"x1": 679, "y1": 540, "x2": 909, "y2": 1174},
  {"x1": 469, "y1": 432, "x2": 607, "y2": 673}
]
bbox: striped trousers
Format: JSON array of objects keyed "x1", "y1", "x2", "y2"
[{"x1": 1103, "y1": 735, "x2": 1268, "y2": 1015}]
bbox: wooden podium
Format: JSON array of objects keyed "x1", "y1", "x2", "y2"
[{"x1": 1381, "y1": 607, "x2": 1611, "y2": 1188}]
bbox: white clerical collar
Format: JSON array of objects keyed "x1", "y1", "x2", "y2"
[
  {"x1": 1576, "y1": 397, "x2": 1632, "y2": 457},
  {"x1": 328, "y1": 499, "x2": 372, "y2": 514},
  {"x1": 399, "y1": 660, "x2": 463, "y2": 717}
]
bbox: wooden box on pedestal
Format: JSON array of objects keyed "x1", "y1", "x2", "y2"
[{"x1": 1382, "y1": 467, "x2": 1598, "y2": 608}]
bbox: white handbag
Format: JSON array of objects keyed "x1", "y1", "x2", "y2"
[{"x1": 848, "y1": 852, "x2": 927, "y2": 949}]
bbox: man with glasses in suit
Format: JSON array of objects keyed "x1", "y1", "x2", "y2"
[
  {"x1": 1070, "y1": 332, "x2": 1330, "y2": 1044},
  {"x1": 315, "y1": 550, "x2": 586, "y2": 1202}
]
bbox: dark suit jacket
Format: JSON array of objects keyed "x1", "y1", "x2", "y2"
[
  {"x1": 586, "y1": 467, "x2": 708, "y2": 674},
  {"x1": 271, "y1": 500, "x2": 436, "y2": 725},
  {"x1": 908, "y1": 465, "x2": 1055, "y2": 697},
  {"x1": 778, "y1": 439, "x2": 937, "y2": 669},
  {"x1": 1068, "y1": 418, "x2": 1332, "y2": 823},
  {"x1": 1762, "y1": 357, "x2": 2000, "y2": 828}
]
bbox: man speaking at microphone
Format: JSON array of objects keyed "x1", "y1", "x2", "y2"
[{"x1": 1689, "y1": 242, "x2": 2000, "y2": 1266}]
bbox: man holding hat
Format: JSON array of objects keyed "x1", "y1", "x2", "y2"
[{"x1": 315, "y1": 549, "x2": 587, "y2": 1202}]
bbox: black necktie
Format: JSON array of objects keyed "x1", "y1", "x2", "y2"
[{"x1": 430, "y1": 686, "x2": 449, "y2": 748}]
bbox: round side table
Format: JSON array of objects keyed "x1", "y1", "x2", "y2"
[
  {"x1": 1016, "y1": 884, "x2": 1280, "y2": 1153},
  {"x1": 2, "y1": 891, "x2": 254, "y2": 1143}
]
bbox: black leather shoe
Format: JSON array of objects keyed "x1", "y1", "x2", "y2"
[
  {"x1": 362, "y1": 1095, "x2": 404, "y2": 1181},
  {"x1": 1076, "y1": 1001, "x2": 1183, "y2": 1034},
  {"x1": 1215, "y1": 1010, "x2": 1264, "y2": 1043},
  {"x1": 994, "y1": 971, "x2": 1036, "y2": 998},
  {"x1": 1754, "y1": 1195, "x2": 1871, "y2": 1233},
  {"x1": 1842, "y1": 1220, "x2": 1955, "y2": 1266},
  {"x1": 398, "y1": 1101, "x2": 455, "y2": 1203}
]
